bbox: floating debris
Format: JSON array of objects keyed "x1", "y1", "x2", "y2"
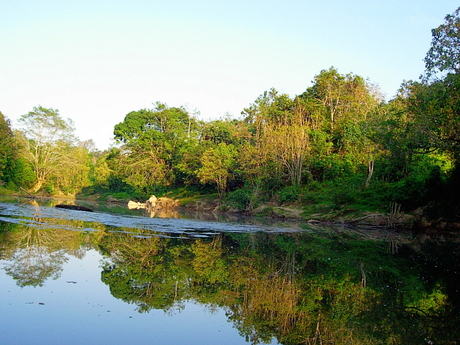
[{"x1": 56, "y1": 204, "x2": 93, "y2": 212}]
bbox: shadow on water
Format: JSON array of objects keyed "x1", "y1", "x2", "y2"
[{"x1": 1, "y1": 196, "x2": 460, "y2": 344}]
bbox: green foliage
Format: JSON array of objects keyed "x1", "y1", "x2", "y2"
[
  {"x1": 11, "y1": 157, "x2": 36, "y2": 188},
  {"x1": 110, "y1": 192, "x2": 135, "y2": 200},
  {"x1": 0, "y1": 112, "x2": 17, "y2": 183},
  {"x1": 226, "y1": 187, "x2": 260, "y2": 211},
  {"x1": 196, "y1": 143, "x2": 237, "y2": 198},
  {"x1": 3, "y1": 8, "x2": 460, "y2": 223},
  {"x1": 424, "y1": 6, "x2": 460, "y2": 79},
  {"x1": 421, "y1": 164, "x2": 460, "y2": 220},
  {"x1": 226, "y1": 188, "x2": 252, "y2": 210},
  {"x1": 200, "y1": 119, "x2": 242, "y2": 145},
  {"x1": 18, "y1": 106, "x2": 76, "y2": 145},
  {"x1": 44, "y1": 182, "x2": 55, "y2": 194},
  {"x1": 112, "y1": 103, "x2": 200, "y2": 193},
  {"x1": 16, "y1": 106, "x2": 82, "y2": 193},
  {"x1": 276, "y1": 185, "x2": 300, "y2": 204}
]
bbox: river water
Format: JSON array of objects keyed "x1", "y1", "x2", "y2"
[{"x1": 1, "y1": 197, "x2": 459, "y2": 345}]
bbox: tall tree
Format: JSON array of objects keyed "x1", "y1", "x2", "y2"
[
  {"x1": 113, "y1": 102, "x2": 199, "y2": 192},
  {"x1": 262, "y1": 98, "x2": 313, "y2": 186},
  {"x1": 241, "y1": 89, "x2": 306, "y2": 186},
  {"x1": 196, "y1": 143, "x2": 237, "y2": 198},
  {"x1": 299, "y1": 68, "x2": 382, "y2": 185},
  {"x1": 18, "y1": 106, "x2": 77, "y2": 192},
  {"x1": 303, "y1": 67, "x2": 379, "y2": 135},
  {"x1": 419, "y1": 7, "x2": 460, "y2": 161},
  {"x1": 424, "y1": 7, "x2": 460, "y2": 80}
]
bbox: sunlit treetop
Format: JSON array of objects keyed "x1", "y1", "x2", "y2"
[{"x1": 424, "y1": 6, "x2": 460, "y2": 80}]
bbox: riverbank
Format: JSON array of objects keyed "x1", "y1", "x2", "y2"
[
  {"x1": 177, "y1": 195, "x2": 460, "y2": 232},
  {"x1": 4, "y1": 189, "x2": 459, "y2": 232}
]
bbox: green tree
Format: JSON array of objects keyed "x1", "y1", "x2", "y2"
[
  {"x1": 88, "y1": 150, "x2": 113, "y2": 191},
  {"x1": 201, "y1": 120, "x2": 237, "y2": 145},
  {"x1": 18, "y1": 106, "x2": 78, "y2": 192},
  {"x1": 241, "y1": 89, "x2": 309, "y2": 187},
  {"x1": 419, "y1": 7, "x2": 460, "y2": 161},
  {"x1": 299, "y1": 68, "x2": 381, "y2": 187},
  {"x1": 113, "y1": 102, "x2": 199, "y2": 193},
  {"x1": 0, "y1": 111, "x2": 18, "y2": 185},
  {"x1": 262, "y1": 98, "x2": 314, "y2": 186},
  {"x1": 302, "y1": 67, "x2": 380, "y2": 140},
  {"x1": 196, "y1": 142, "x2": 237, "y2": 198},
  {"x1": 53, "y1": 144, "x2": 91, "y2": 194},
  {"x1": 424, "y1": 6, "x2": 460, "y2": 80}
]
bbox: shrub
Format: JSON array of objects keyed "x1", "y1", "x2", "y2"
[
  {"x1": 276, "y1": 185, "x2": 300, "y2": 204},
  {"x1": 226, "y1": 188, "x2": 252, "y2": 210}
]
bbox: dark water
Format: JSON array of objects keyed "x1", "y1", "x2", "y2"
[{"x1": 1, "y1": 198, "x2": 460, "y2": 345}]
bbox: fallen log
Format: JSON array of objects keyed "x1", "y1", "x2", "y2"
[
  {"x1": 20, "y1": 187, "x2": 35, "y2": 199},
  {"x1": 55, "y1": 204, "x2": 93, "y2": 212}
]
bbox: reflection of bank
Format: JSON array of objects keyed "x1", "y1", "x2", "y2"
[
  {"x1": 30, "y1": 199, "x2": 43, "y2": 222},
  {"x1": 127, "y1": 195, "x2": 179, "y2": 218}
]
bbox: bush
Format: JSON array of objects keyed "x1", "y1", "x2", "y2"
[
  {"x1": 276, "y1": 185, "x2": 300, "y2": 204},
  {"x1": 12, "y1": 158, "x2": 36, "y2": 188},
  {"x1": 44, "y1": 182, "x2": 55, "y2": 195},
  {"x1": 110, "y1": 192, "x2": 137, "y2": 201},
  {"x1": 332, "y1": 187, "x2": 356, "y2": 206},
  {"x1": 300, "y1": 181, "x2": 325, "y2": 204},
  {"x1": 226, "y1": 188, "x2": 252, "y2": 210}
]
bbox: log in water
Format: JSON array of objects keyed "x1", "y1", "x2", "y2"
[{"x1": 55, "y1": 204, "x2": 93, "y2": 212}]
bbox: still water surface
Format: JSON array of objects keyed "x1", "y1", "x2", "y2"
[{"x1": 1, "y1": 198, "x2": 460, "y2": 344}]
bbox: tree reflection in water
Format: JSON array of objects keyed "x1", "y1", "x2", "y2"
[
  {"x1": 1, "y1": 213, "x2": 460, "y2": 344},
  {"x1": 3, "y1": 245, "x2": 67, "y2": 287},
  {"x1": 0, "y1": 216, "x2": 82, "y2": 286}
]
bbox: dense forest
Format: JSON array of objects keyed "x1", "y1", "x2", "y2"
[{"x1": 1, "y1": 8, "x2": 460, "y2": 225}]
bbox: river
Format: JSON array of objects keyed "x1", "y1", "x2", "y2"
[{"x1": 0, "y1": 197, "x2": 459, "y2": 344}]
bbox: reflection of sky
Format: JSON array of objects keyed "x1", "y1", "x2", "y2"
[{"x1": 1, "y1": 250, "x2": 276, "y2": 345}]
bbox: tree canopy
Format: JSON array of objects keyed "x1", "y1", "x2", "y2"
[{"x1": 424, "y1": 6, "x2": 460, "y2": 79}]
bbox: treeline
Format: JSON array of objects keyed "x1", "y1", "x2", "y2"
[{"x1": 1, "y1": 7, "x2": 460, "y2": 221}]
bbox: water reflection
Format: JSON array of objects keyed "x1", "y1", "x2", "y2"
[{"x1": 1, "y1": 201, "x2": 460, "y2": 344}]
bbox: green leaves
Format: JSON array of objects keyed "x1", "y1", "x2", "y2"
[
  {"x1": 0, "y1": 112, "x2": 17, "y2": 183},
  {"x1": 17, "y1": 106, "x2": 82, "y2": 192},
  {"x1": 112, "y1": 103, "x2": 200, "y2": 192},
  {"x1": 424, "y1": 7, "x2": 460, "y2": 79},
  {"x1": 196, "y1": 143, "x2": 237, "y2": 198}
]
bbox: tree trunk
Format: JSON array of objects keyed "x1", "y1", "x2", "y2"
[
  {"x1": 30, "y1": 179, "x2": 44, "y2": 193},
  {"x1": 364, "y1": 159, "x2": 374, "y2": 188}
]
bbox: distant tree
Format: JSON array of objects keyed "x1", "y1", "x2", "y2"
[
  {"x1": 242, "y1": 89, "x2": 304, "y2": 186},
  {"x1": 52, "y1": 144, "x2": 91, "y2": 194},
  {"x1": 299, "y1": 67, "x2": 382, "y2": 186}
]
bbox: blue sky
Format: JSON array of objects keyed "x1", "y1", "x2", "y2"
[{"x1": 1, "y1": 0, "x2": 458, "y2": 149}]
